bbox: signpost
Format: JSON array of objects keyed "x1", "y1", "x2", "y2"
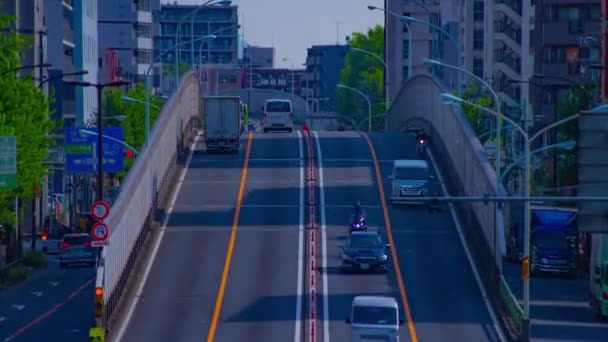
[
  {"x1": 91, "y1": 201, "x2": 110, "y2": 246},
  {"x1": 91, "y1": 222, "x2": 109, "y2": 246},
  {"x1": 0, "y1": 136, "x2": 17, "y2": 189},
  {"x1": 91, "y1": 201, "x2": 110, "y2": 221},
  {"x1": 65, "y1": 128, "x2": 125, "y2": 173}
]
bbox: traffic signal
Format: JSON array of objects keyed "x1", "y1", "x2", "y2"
[
  {"x1": 94, "y1": 287, "x2": 104, "y2": 318},
  {"x1": 124, "y1": 150, "x2": 134, "y2": 159},
  {"x1": 41, "y1": 230, "x2": 48, "y2": 241}
]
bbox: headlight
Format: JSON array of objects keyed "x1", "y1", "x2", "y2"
[{"x1": 378, "y1": 254, "x2": 388, "y2": 261}]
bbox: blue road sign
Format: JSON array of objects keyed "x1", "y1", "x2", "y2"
[{"x1": 65, "y1": 128, "x2": 125, "y2": 173}]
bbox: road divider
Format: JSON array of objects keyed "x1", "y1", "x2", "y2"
[{"x1": 303, "y1": 127, "x2": 317, "y2": 342}]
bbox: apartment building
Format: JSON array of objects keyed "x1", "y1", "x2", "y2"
[
  {"x1": 305, "y1": 44, "x2": 348, "y2": 112},
  {"x1": 386, "y1": 0, "x2": 441, "y2": 98},
  {"x1": 533, "y1": 1, "x2": 601, "y2": 126},
  {"x1": 244, "y1": 45, "x2": 274, "y2": 68},
  {"x1": 1, "y1": 0, "x2": 46, "y2": 85},
  {"x1": 73, "y1": 0, "x2": 98, "y2": 126},
  {"x1": 45, "y1": 0, "x2": 76, "y2": 126},
  {"x1": 156, "y1": 4, "x2": 238, "y2": 65},
  {"x1": 98, "y1": 0, "x2": 160, "y2": 83}
]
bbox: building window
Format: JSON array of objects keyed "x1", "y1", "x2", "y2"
[
  {"x1": 473, "y1": 1, "x2": 484, "y2": 21},
  {"x1": 403, "y1": 12, "x2": 410, "y2": 32},
  {"x1": 402, "y1": 66, "x2": 409, "y2": 83},
  {"x1": 402, "y1": 40, "x2": 409, "y2": 59},
  {"x1": 473, "y1": 58, "x2": 483, "y2": 77},
  {"x1": 473, "y1": 30, "x2": 484, "y2": 50}
]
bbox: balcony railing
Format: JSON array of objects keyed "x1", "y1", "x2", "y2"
[
  {"x1": 494, "y1": 47, "x2": 521, "y2": 74},
  {"x1": 496, "y1": 0, "x2": 522, "y2": 16}
]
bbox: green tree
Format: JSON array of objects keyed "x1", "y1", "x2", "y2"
[
  {"x1": 459, "y1": 81, "x2": 493, "y2": 138},
  {"x1": 0, "y1": 13, "x2": 54, "y2": 225},
  {"x1": 101, "y1": 84, "x2": 165, "y2": 177},
  {"x1": 337, "y1": 25, "x2": 384, "y2": 130}
]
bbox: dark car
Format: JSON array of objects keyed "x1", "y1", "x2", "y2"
[
  {"x1": 341, "y1": 231, "x2": 390, "y2": 273},
  {"x1": 59, "y1": 233, "x2": 96, "y2": 268}
]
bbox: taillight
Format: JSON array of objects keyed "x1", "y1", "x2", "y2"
[
  {"x1": 60, "y1": 242, "x2": 70, "y2": 249},
  {"x1": 83, "y1": 241, "x2": 91, "y2": 247},
  {"x1": 603, "y1": 292, "x2": 608, "y2": 300}
]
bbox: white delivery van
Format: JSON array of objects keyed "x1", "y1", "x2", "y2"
[
  {"x1": 390, "y1": 159, "x2": 432, "y2": 205},
  {"x1": 262, "y1": 99, "x2": 293, "y2": 132},
  {"x1": 345, "y1": 296, "x2": 403, "y2": 342}
]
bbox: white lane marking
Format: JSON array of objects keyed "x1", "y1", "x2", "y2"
[
  {"x1": 48, "y1": 282, "x2": 59, "y2": 287},
  {"x1": 113, "y1": 134, "x2": 200, "y2": 342},
  {"x1": 294, "y1": 130, "x2": 304, "y2": 342},
  {"x1": 427, "y1": 150, "x2": 506, "y2": 342},
  {"x1": 31, "y1": 291, "x2": 43, "y2": 297},
  {"x1": 313, "y1": 131, "x2": 331, "y2": 342},
  {"x1": 11, "y1": 305, "x2": 24, "y2": 311}
]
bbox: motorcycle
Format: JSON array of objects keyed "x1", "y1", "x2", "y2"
[
  {"x1": 350, "y1": 213, "x2": 367, "y2": 231},
  {"x1": 416, "y1": 133, "x2": 427, "y2": 159}
]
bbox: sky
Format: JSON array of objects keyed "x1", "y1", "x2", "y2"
[{"x1": 168, "y1": 0, "x2": 383, "y2": 68}]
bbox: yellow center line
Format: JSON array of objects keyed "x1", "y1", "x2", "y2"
[
  {"x1": 206, "y1": 132, "x2": 253, "y2": 342},
  {"x1": 362, "y1": 133, "x2": 419, "y2": 342}
]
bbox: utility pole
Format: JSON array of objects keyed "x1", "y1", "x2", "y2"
[{"x1": 602, "y1": 0, "x2": 608, "y2": 100}]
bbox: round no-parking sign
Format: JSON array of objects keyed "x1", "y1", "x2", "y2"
[
  {"x1": 91, "y1": 201, "x2": 110, "y2": 221},
  {"x1": 91, "y1": 222, "x2": 109, "y2": 241}
]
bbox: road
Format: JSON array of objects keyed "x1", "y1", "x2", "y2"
[
  {"x1": 0, "y1": 255, "x2": 94, "y2": 341},
  {"x1": 503, "y1": 263, "x2": 608, "y2": 341},
  {"x1": 115, "y1": 130, "x2": 503, "y2": 342}
]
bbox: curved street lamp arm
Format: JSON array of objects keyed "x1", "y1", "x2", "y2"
[
  {"x1": 532, "y1": 74, "x2": 591, "y2": 106},
  {"x1": 529, "y1": 114, "x2": 580, "y2": 142},
  {"x1": 348, "y1": 46, "x2": 387, "y2": 69},
  {"x1": 78, "y1": 130, "x2": 139, "y2": 154},
  {"x1": 448, "y1": 95, "x2": 524, "y2": 138}
]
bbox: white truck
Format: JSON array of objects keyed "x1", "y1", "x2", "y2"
[
  {"x1": 203, "y1": 96, "x2": 242, "y2": 153},
  {"x1": 590, "y1": 234, "x2": 608, "y2": 318}
]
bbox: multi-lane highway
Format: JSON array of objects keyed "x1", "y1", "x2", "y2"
[{"x1": 114, "y1": 130, "x2": 504, "y2": 341}]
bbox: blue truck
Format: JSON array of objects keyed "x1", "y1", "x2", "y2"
[{"x1": 508, "y1": 205, "x2": 579, "y2": 277}]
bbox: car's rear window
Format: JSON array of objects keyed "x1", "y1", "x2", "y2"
[
  {"x1": 266, "y1": 101, "x2": 291, "y2": 112},
  {"x1": 63, "y1": 235, "x2": 90, "y2": 244}
]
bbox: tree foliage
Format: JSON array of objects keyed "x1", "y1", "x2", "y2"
[
  {"x1": 459, "y1": 81, "x2": 493, "y2": 138},
  {"x1": 337, "y1": 25, "x2": 385, "y2": 130},
  {"x1": 101, "y1": 84, "x2": 165, "y2": 177},
  {"x1": 0, "y1": 13, "x2": 54, "y2": 225}
]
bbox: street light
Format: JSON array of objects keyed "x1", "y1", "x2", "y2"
[
  {"x1": 1, "y1": 63, "x2": 51, "y2": 76},
  {"x1": 532, "y1": 74, "x2": 592, "y2": 109},
  {"x1": 337, "y1": 84, "x2": 372, "y2": 132},
  {"x1": 198, "y1": 24, "x2": 240, "y2": 70},
  {"x1": 66, "y1": 80, "x2": 130, "y2": 203},
  {"x1": 345, "y1": 36, "x2": 389, "y2": 131},
  {"x1": 282, "y1": 58, "x2": 295, "y2": 94},
  {"x1": 121, "y1": 96, "x2": 161, "y2": 110},
  {"x1": 147, "y1": 35, "x2": 216, "y2": 146},
  {"x1": 367, "y1": 6, "x2": 411, "y2": 81},
  {"x1": 508, "y1": 79, "x2": 559, "y2": 188},
  {"x1": 39, "y1": 70, "x2": 88, "y2": 89},
  {"x1": 78, "y1": 129, "x2": 139, "y2": 155},
  {"x1": 440, "y1": 92, "x2": 579, "y2": 341},
  {"x1": 500, "y1": 140, "x2": 576, "y2": 187}
]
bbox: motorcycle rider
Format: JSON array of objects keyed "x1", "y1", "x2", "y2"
[
  {"x1": 415, "y1": 130, "x2": 427, "y2": 158},
  {"x1": 352, "y1": 202, "x2": 365, "y2": 220}
]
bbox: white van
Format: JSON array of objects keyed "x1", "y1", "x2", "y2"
[
  {"x1": 345, "y1": 296, "x2": 403, "y2": 342},
  {"x1": 262, "y1": 99, "x2": 293, "y2": 132}
]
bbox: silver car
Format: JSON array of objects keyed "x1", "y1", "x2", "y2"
[{"x1": 59, "y1": 233, "x2": 96, "y2": 268}]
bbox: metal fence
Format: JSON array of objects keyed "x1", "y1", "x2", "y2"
[
  {"x1": 97, "y1": 71, "x2": 202, "y2": 323},
  {"x1": 388, "y1": 74, "x2": 520, "y2": 337}
]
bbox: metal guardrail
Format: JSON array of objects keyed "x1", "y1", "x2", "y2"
[
  {"x1": 500, "y1": 275, "x2": 523, "y2": 334},
  {"x1": 97, "y1": 70, "x2": 202, "y2": 324}
]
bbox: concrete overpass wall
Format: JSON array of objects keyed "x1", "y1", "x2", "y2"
[
  {"x1": 388, "y1": 74, "x2": 514, "y2": 333},
  {"x1": 219, "y1": 88, "x2": 309, "y2": 124}
]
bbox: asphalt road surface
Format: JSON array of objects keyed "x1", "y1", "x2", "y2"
[
  {"x1": 0, "y1": 255, "x2": 94, "y2": 342},
  {"x1": 115, "y1": 130, "x2": 504, "y2": 342},
  {"x1": 312, "y1": 131, "x2": 502, "y2": 342}
]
